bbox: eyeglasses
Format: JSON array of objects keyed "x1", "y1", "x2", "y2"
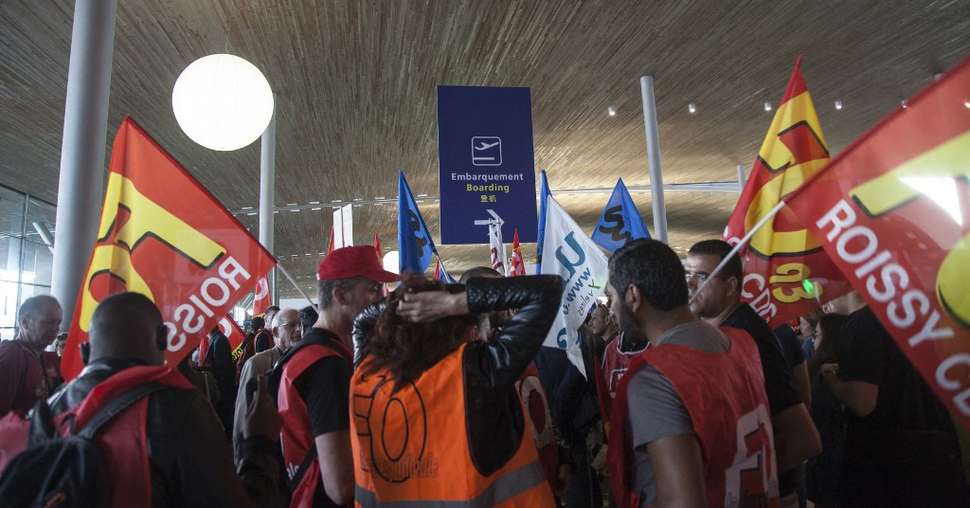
[
  {"x1": 685, "y1": 271, "x2": 713, "y2": 283},
  {"x1": 276, "y1": 321, "x2": 303, "y2": 331}
]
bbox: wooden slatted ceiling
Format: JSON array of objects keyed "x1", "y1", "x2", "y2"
[{"x1": 2, "y1": 0, "x2": 970, "y2": 296}]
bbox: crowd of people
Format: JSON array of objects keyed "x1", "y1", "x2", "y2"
[{"x1": 0, "y1": 240, "x2": 967, "y2": 507}]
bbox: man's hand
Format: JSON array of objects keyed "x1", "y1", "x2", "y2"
[
  {"x1": 240, "y1": 374, "x2": 281, "y2": 440},
  {"x1": 396, "y1": 290, "x2": 468, "y2": 322}
]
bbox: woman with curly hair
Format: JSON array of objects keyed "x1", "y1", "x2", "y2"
[{"x1": 350, "y1": 274, "x2": 562, "y2": 507}]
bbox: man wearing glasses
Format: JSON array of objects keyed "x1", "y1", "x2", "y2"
[
  {"x1": 233, "y1": 307, "x2": 302, "y2": 456},
  {"x1": 686, "y1": 239, "x2": 821, "y2": 508},
  {"x1": 275, "y1": 246, "x2": 397, "y2": 508}
]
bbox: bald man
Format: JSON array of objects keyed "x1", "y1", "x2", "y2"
[
  {"x1": 233, "y1": 308, "x2": 301, "y2": 455},
  {"x1": 0, "y1": 295, "x2": 62, "y2": 415},
  {"x1": 46, "y1": 292, "x2": 287, "y2": 507}
]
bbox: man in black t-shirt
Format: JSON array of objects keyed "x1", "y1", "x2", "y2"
[
  {"x1": 276, "y1": 246, "x2": 397, "y2": 507},
  {"x1": 822, "y1": 307, "x2": 969, "y2": 506},
  {"x1": 687, "y1": 240, "x2": 821, "y2": 508}
]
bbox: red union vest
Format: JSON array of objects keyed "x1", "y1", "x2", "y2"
[
  {"x1": 597, "y1": 334, "x2": 648, "y2": 427},
  {"x1": 277, "y1": 334, "x2": 353, "y2": 508},
  {"x1": 351, "y1": 343, "x2": 555, "y2": 507},
  {"x1": 608, "y1": 327, "x2": 779, "y2": 508},
  {"x1": 0, "y1": 365, "x2": 193, "y2": 507},
  {"x1": 515, "y1": 362, "x2": 560, "y2": 492}
]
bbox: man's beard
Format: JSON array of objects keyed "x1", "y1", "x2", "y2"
[{"x1": 616, "y1": 304, "x2": 643, "y2": 341}]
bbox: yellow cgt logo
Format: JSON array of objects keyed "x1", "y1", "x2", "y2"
[
  {"x1": 850, "y1": 131, "x2": 970, "y2": 328},
  {"x1": 745, "y1": 91, "x2": 830, "y2": 258},
  {"x1": 78, "y1": 172, "x2": 226, "y2": 332}
]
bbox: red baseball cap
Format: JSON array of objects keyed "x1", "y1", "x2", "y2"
[{"x1": 317, "y1": 245, "x2": 398, "y2": 282}]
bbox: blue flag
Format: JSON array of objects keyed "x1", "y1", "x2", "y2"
[
  {"x1": 591, "y1": 178, "x2": 650, "y2": 253},
  {"x1": 398, "y1": 170, "x2": 437, "y2": 274},
  {"x1": 534, "y1": 170, "x2": 551, "y2": 274}
]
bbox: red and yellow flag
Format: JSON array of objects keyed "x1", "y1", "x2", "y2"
[
  {"x1": 63, "y1": 118, "x2": 277, "y2": 379},
  {"x1": 724, "y1": 57, "x2": 852, "y2": 326},
  {"x1": 787, "y1": 56, "x2": 970, "y2": 430}
]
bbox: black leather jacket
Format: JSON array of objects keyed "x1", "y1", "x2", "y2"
[
  {"x1": 352, "y1": 274, "x2": 563, "y2": 476},
  {"x1": 47, "y1": 358, "x2": 287, "y2": 508}
]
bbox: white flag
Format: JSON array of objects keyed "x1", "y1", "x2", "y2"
[
  {"x1": 332, "y1": 204, "x2": 354, "y2": 248},
  {"x1": 489, "y1": 223, "x2": 508, "y2": 276},
  {"x1": 539, "y1": 197, "x2": 609, "y2": 378}
]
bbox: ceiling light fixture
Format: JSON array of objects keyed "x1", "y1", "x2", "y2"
[
  {"x1": 607, "y1": 106, "x2": 617, "y2": 117},
  {"x1": 763, "y1": 101, "x2": 772, "y2": 112},
  {"x1": 964, "y1": 101, "x2": 970, "y2": 109},
  {"x1": 172, "y1": 54, "x2": 274, "y2": 151},
  {"x1": 311, "y1": 207, "x2": 322, "y2": 211},
  {"x1": 688, "y1": 102, "x2": 697, "y2": 114},
  {"x1": 834, "y1": 100, "x2": 844, "y2": 111},
  {"x1": 901, "y1": 99, "x2": 908, "y2": 109}
]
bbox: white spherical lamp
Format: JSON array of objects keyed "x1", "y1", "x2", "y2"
[
  {"x1": 172, "y1": 54, "x2": 274, "y2": 151},
  {"x1": 382, "y1": 251, "x2": 400, "y2": 275}
]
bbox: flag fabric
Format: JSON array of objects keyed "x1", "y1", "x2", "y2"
[
  {"x1": 786, "y1": 56, "x2": 970, "y2": 431},
  {"x1": 252, "y1": 276, "x2": 271, "y2": 316},
  {"x1": 539, "y1": 196, "x2": 609, "y2": 377},
  {"x1": 200, "y1": 315, "x2": 246, "y2": 365},
  {"x1": 398, "y1": 170, "x2": 439, "y2": 274},
  {"x1": 433, "y1": 257, "x2": 456, "y2": 284},
  {"x1": 218, "y1": 315, "x2": 246, "y2": 351},
  {"x1": 332, "y1": 204, "x2": 354, "y2": 248},
  {"x1": 326, "y1": 225, "x2": 336, "y2": 256},
  {"x1": 510, "y1": 228, "x2": 526, "y2": 276},
  {"x1": 591, "y1": 178, "x2": 650, "y2": 253},
  {"x1": 489, "y1": 222, "x2": 508, "y2": 276},
  {"x1": 535, "y1": 170, "x2": 551, "y2": 274},
  {"x1": 372, "y1": 233, "x2": 383, "y2": 261},
  {"x1": 723, "y1": 57, "x2": 852, "y2": 326},
  {"x1": 63, "y1": 118, "x2": 276, "y2": 379}
]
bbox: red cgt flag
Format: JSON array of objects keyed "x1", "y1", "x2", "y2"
[
  {"x1": 787, "y1": 56, "x2": 970, "y2": 430},
  {"x1": 724, "y1": 57, "x2": 852, "y2": 326},
  {"x1": 252, "y1": 276, "x2": 272, "y2": 316},
  {"x1": 510, "y1": 228, "x2": 526, "y2": 276},
  {"x1": 198, "y1": 315, "x2": 246, "y2": 365},
  {"x1": 63, "y1": 118, "x2": 277, "y2": 379}
]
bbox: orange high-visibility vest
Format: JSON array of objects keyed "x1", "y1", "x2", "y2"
[{"x1": 351, "y1": 343, "x2": 555, "y2": 507}]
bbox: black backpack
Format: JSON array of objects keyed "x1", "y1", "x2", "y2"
[{"x1": 0, "y1": 383, "x2": 165, "y2": 508}]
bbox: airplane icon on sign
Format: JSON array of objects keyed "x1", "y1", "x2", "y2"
[{"x1": 471, "y1": 136, "x2": 502, "y2": 166}]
